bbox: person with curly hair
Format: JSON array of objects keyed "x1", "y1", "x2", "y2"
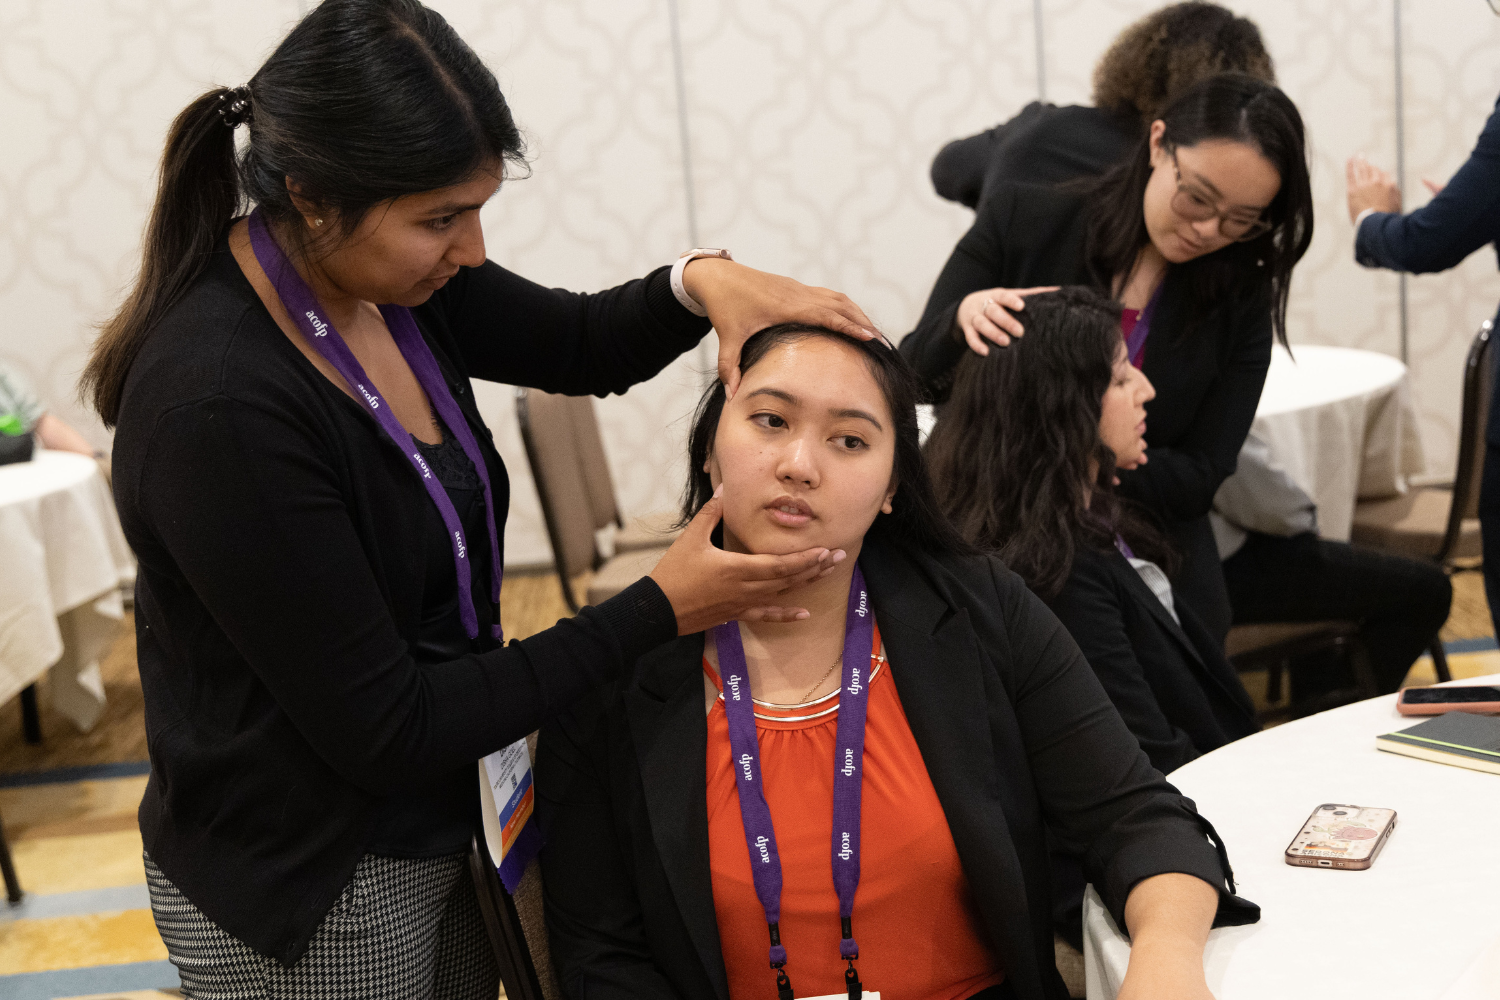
[{"x1": 930, "y1": 2, "x2": 1275, "y2": 209}]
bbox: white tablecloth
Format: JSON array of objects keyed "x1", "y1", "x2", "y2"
[
  {"x1": 1083, "y1": 674, "x2": 1500, "y2": 1000},
  {"x1": 0, "y1": 449, "x2": 134, "y2": 731},
  {"x1": 1228, "y1": 344, "x2": 1426, "y2": 542}
]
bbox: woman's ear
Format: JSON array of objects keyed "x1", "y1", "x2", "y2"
[
  {"x1": 1147, "y1": 120, "x2": 1168, "y2": 167},
  {"x1": 284, "y1": 176, "x2": 326, "y2": 232},
  {"x1": 881, "y1": 479, "x2": 897, "y2": 516}
]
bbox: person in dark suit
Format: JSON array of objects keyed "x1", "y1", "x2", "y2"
[
  {"x1": 1346, "y1": 76, "x2": 1500, "y2": 636},
  {"x1": 901, "y1": 74, "x2": 1315, "y2": 643},
  {"x1": 926, "y1": 287, "x2": 1259, "y2": 947},
  {"x1": 538, "y1": 324, "x2": 1257, "y2": 1000},
  {"x1": 931, "y1": 2, "x2": 1274, "y2": 209}
]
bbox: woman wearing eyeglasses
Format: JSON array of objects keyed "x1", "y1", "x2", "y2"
[{"x1": 901, "y1": 74, "x2": 1313, "y2": 640}]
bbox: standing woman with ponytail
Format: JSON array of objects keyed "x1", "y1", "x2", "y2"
[
  {"x1": 83, "y1": 1, "x2": 872, "y2": 994},
  {"x1": 901, "y1": 74, "x2": 1313, "y2": 641}
]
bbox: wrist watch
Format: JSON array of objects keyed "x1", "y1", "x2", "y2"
[{"x1": 671, "y1": 248, "x2": 734, "y2": 317}]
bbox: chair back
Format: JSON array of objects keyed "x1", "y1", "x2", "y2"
[
  {"x1": 1439, "y1": 315, "x2": 1495, "y2": 560},
  {"x1": 470, "y1": 735, "x2": 564, "y2": 1000},
  {"x1": 568, "y1": 394, "x2": 623, "y2": 532},
  {"x1": 516, "y1": 388, "x2": 603, "y2": 594}
]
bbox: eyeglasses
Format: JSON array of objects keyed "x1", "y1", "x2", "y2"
[{"x1": 1169, "y1": 151, "x2": 1273, "y2": 242}]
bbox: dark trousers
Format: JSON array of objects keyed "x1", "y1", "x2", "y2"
[
  {"x1": 1480, "y1": 442, "x2": 1500, "y2": 639},
  {"x1": 1222, "y1": 532, "x2": 1452, "y2": 694}
]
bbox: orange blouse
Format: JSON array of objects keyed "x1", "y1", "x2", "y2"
[{"x1": 704, "y1": 623, "x2": 1005, "y2": 1000}]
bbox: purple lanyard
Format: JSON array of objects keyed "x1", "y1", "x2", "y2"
[
  {"x1": 247, "y1": 210, "x2": 503, "y2": 641},
  {"x1": 1125, "y1": 282, "x2": 1164, "y2": 369},
  {"x1": 711, "y1": 565, "x2": 875, "y2": 1000},
  {"x1": 1115, "y1": 535, "x2": 1136, "y2": 560}
]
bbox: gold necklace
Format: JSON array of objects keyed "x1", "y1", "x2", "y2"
[{"x1": 796, "y1": 649, "x2": 845, "y2": 705}]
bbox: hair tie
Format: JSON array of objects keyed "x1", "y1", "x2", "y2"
[{"x1": 217, "y1": 86, "x2": 253, "y2": 129}]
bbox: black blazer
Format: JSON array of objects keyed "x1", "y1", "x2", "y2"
[
  {"x1": 536, "y1": 534, "x2": 1258, "y2": 1000},
  {"x1": 1049, "y1": 548, "x2": 1259, "y2": 777},
  {"x1": 899, "y1": 184, "x2": 1272, "y2": 526},
  {"x1": 930, "y1": 103, "x2": 1139, "y2": 209}
]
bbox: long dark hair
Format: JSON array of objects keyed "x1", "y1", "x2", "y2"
[
  {"x1": 1084, "y1": 73, "x2": 1313, "y2": 348},
  {"x1": 681, "y1": 325, "x2": 973, "y2": 557},
  {"x1": 926, "y1": 287, "x2": 1173, "y2": 600},
  {"x1": 82, "y1": 0, "x2": 527, "y2": 426}
]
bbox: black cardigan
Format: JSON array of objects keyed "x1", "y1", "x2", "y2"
[
  {"x1": 536, "y1": 534, "x2": 1258, "y2": 1000},
  {"x1": 930, "y1": 102, "x2": 1138, "y2": 209},
  {"x1": 111, "y1": 238, "x2": 706, "y2": 964},
  {"x1": 1049, "y1": 549, "x2": 1259, "y2": 778},
  {"x1": 899, "y1": 184, "x2": 1272, "y2": 526}
]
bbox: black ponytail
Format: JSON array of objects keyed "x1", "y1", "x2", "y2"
[
  {"x1": 82, "y1": 88, "x2": 241, "y2": 425},
  {"x1": 84, "y1": 0, "x2": 528, "y2": 426}
]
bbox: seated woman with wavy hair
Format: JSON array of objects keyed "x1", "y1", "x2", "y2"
[
  {"x1": 537, "y1": 323, "x2": 1255, "y2": 1000},
  {"x1": 926, "y1": 286, "x2": 1260, "y2": 946}
]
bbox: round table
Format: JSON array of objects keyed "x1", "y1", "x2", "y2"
[
  {"x1": 0, "y1": 449, "x2": 133, "y2": 733},
  {"x1": 1222, "y1": 344, "x2": 1426, "y2": 542},
  {"x1": 1083, "y1": 674, "x2": 1500, "y2": 999}
]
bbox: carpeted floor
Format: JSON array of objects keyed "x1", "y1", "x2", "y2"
[{"x1": 0, "y1": 566, "x2": 1494, "y2": 998}]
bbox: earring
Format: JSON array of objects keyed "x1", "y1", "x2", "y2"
[{"x1": 313, "y1": 218, "x2": 323, "y2": 227}]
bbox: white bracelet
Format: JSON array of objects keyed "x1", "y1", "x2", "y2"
[{"x1": 670, "y1": 249, "x2": 733, "y2": 317}]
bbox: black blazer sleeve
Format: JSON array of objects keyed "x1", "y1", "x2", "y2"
[
  {"x1": 898, "y1": 197, "x2": 1011, "y2": 398},
  {"x1": 431, "y1": 262, "x2": 710, "y2": 396},
  {"x1": 988, "y1": 561, "x2": 1247, "y2": 931},
  {"x1": 537, "y1": 698, "x2": 684, "y2": 999},
  {"x1": 929, "y1": 102, "x2": 1052, "y2": 208},
  {"x1": 1046, "y1": 555, "x2": 1202, "y2": 775},
  {"x1": 136, "y1": 391, "x2": 676, "y2": 794},
  {"x1": 1356, "y1": 95, "x2": 1500, "y2": 274},
  {"x1": 1119, "y1": 291, "x2": 1272, "y2": 521}
]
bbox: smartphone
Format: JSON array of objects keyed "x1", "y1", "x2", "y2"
[
  {"x1": 1285, "y1": 804, "x2": 1397, "y2": 870},
  {"x1": 1396, "y1": 685, "x2": 1500, "y2": 716}
]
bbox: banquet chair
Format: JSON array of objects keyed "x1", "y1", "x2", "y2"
[
  {"x1": 516, "y1": 388, "x2": 673, "y2": 611},
  {"x1": 1225, "y1": 620, "x2": 1377, "y2": 721},
  {"x1": 0, "y1": 807, "x2": 22, "y2": 904},
  {"x1": 469, "y1": 733, "x2": 562, "y2": 1000},
  {"x1": 1349, "y1": 316, "x2": 1495, "y2": 682}
]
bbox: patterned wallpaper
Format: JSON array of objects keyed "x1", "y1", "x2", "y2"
[{"x1": 2, "y1": 0, "x2": 1498, "y2": 565}]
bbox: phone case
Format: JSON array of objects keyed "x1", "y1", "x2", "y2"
[
  {"x1": 1395, "y1": 688, "x2": 1500, "y2": 715},
  {"x1": 1285, "y1": 804, "x2": 1396, "y2": 870}
]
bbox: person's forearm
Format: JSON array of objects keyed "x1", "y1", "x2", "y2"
[
  {"x1": 1118, "y1": 872, "x2": 1217, "y2": 1000},
  {"x1": 36, "y1": 412, "x2": 98, "y2": 456}
]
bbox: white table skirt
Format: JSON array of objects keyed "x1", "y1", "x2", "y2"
[
  {"x1": 1083, "y1": 674, "x2": 1500, "y2": 1000},
  {"x1": 1231, "y1": 344, "x2": 1425, "y2": 541},
  {"x1": 0, "y1": 449, "x2": 134, "y2": 731}
]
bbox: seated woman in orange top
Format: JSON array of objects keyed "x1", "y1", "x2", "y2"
[{"x1": 537, "y1": 324, "x2": 1257, "y2": 1000}]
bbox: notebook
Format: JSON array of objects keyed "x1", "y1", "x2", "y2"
[{"x1": 1376, "y1": 711, "x2": 1500, "y2": 776}]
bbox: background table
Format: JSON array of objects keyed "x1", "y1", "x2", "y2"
[
  {"x1": 1224, "y1": 344, "x2": 1426, "y2": 542},
  {"x1": 1083, "y1": 674, "x2": 1500, "y2": 999},
  {"x1": 0, "y1": 449, "x2": 133, "y2": 733}
]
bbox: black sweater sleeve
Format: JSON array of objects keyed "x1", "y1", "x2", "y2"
[
  {"x1": 989, "y1": 562, "x2": 1251, "y2": 931},
  {"x1": 138, "y1": 393, "x2": 676, "y2": 794},
  {"x1": 434, "y1": 262, "x2": 710, "y2": 395},
  {"x1": 1119, "y1": 298, "x2": 1272, "y2": 521}
]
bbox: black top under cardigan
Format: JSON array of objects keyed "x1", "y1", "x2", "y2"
[
  {"x1": 535, "y1": 533, "x2": 1258, "y2": 1000},
  {"x1": 111, "y1": 235, "x2": 705, "y2": 964},
  {"x1": 930, "y1": 102, "x2": 1138, "y2": 209}
]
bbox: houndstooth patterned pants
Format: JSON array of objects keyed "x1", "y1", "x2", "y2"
[{"x1": 145, "y1": 852, "x2": 499, "y2": 999}]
